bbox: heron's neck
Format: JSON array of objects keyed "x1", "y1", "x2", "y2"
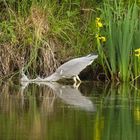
[{"x1": 43, "y1": 72, "x2": 60, "y2": 81}]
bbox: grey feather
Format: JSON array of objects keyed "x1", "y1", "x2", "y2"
[{"x1": 44, "y1": 54, "x2": 98, "y2": 81}]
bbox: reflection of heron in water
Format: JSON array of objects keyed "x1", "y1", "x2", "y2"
[
  {"x1": 21, "y1": 81, "x2": 95, "y2": 112},
  {"x1": 21, "y1": 54, "x2": 98, "y2": 83},
  {"x1": 36, "y1": 82, "x2": 96, "y2": 112}
]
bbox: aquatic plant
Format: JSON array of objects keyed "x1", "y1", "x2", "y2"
[
  {"x1": 97, "y1": 0, "x2": 139, "y2": 82},
  {"x1": 132, "y1": 47, "x2": 140, "y2": 81},
  {"x1": 95, "y1": 17, "x2": 111, "y2": 80}
]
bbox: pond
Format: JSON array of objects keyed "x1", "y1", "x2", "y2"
[{"x1": 0, "y1": 81, "x2": 140, "y2": 140}]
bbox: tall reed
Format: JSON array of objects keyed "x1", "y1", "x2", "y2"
[{"x1": 97, "y1": 0, "x2": 139, "y2": 82}]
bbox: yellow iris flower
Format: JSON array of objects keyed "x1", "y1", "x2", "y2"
[
  {"x1": 100, "y1": 36, "x2": 106, "y2": 42},
  {"x1": 135, "y1": 48, "x2": 140, "y2": 53},
  {"x1": 96, "y1": 18, "x2": 101, "y2": 21},
  {"x1": 97, "y1": 22, "x2": 103, "y2": 28},
  {"x1": 96, "y1": 34, "x2": 106, "y2": 42},
  {"x1": 95, "y1": 17, "x2": 103, "y2": 28},
  {"x1": 135, "y1": 48, "x2": 140, "y2": 57},
  {"x1": 135, "y1": 54, "x2": 140, "y2": 57}
]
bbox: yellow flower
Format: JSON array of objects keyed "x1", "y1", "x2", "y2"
[
  {"x1": 97, "y1": 22, "x2": 103, "y2": 28},
  {"x1": 96, "y1": 34, "x2": 106, "y2": 42},
  {"x1": 95, "y1": 17, "x2": 103, "y2": 28},
  {"x1": 100, "y1": 36, "x2": 106, "y2": 42},
  {"x1": 135, "y1": 48, "x2": 140, "y2": 53},
  {"x1": 134, "y1": 48, "x2": 140, "y2": 58},
  {"x1": 135, "y1": 53, "x2": 140, "y2": 57},
  {"x1": 96, "y1": 18, "x2": 101, "y2": 22}
]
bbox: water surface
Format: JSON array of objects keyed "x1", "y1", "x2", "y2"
[{"x1": 0, "y1": 81, "x2": 140, "y2": 140}]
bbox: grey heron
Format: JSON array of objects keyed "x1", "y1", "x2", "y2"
[
  {"x1": 43, "y1": 54, "x2": 98, "y2": 82},
  {"x1": 21, "y1": 54, "x2": 98, "y2": 82}
]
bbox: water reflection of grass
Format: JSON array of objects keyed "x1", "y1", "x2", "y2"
[
  {"x1": 0, "y1": 82, "x2": 58, "y2": 139},
  {"x1": 1, "y1": 82, "x2": 140, "y2": 140},
  {"x1": 0, "y1": 82, "x2": 95, "y2": 140},
  {"x1": 92, "y1": 83, "x2": 140, "y2": 140}
]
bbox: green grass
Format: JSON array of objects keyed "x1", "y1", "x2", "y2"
[
  {"x1": 0, "y1": 0, "x2": 97, "y2": 78},
  {"x1": 96, "y1": 0, "x2": 140, "y2": 82}
]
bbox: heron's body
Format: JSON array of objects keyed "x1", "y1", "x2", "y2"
[
  {"x1": 21, "y1": 54, "x2": 98, "y2": 82},
  {"x1": 44, "y1": 54, "x2": 98, "y2": 82},
  {"x1": 57, "y1": 56, "x2": 94, "y2": 77}
]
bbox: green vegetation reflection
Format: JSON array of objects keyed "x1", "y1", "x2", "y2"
[{"x1": 0, "y1": 82, "x2": 140, "y2": 139}]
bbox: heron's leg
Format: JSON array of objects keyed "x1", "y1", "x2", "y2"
[
  {"x1": 73, "y1": 76, "x2": 77, "y2": 83},
  {"x1": 73, "y1": 76, "x2": 81, "y2": 88},
  {"x1": 76, "y1": 75, "x2": 81, "y2": 83},
  {"x1": 73, "y1": 75, "x2": 81, "y2": 83}
]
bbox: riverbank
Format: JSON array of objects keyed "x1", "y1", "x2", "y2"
[
  {"x1": 0, "y1": 0, "x2": 99, "y2": 80},
  {"x1": 1, "y1": 0, "x2": 140, "y2": 82}
]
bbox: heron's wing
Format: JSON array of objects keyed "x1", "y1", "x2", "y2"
[{"x1": 56, "y1": 58, "x2": 95, "y2": 76}]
